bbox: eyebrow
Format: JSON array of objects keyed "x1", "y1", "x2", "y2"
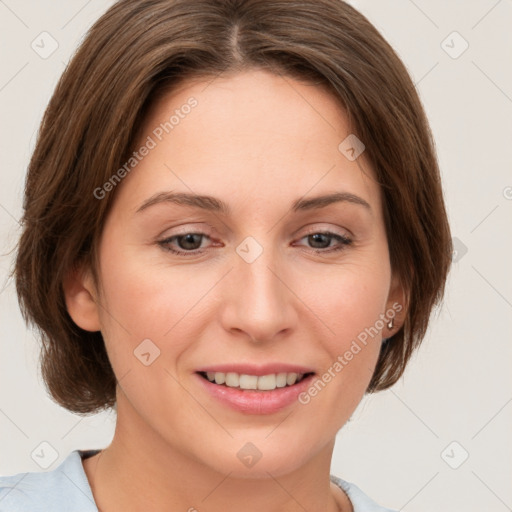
[{"x1": 135, "y1": 191, "x2": 371, "y2": 215}]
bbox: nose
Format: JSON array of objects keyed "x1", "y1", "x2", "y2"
[{"x1": 219, "y1": 242, "x2": 298, "y2": 344}]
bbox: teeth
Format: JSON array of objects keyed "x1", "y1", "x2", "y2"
[
  {"x1": 203, "y1": 371, "x2": 308, "y2": 390},
  {"x1": 239, "y1": 374, "x2": 258, "y2": 389},
  {"x1": 225, "y1": 372, "x2": 239, "y2": 387},
  {"x1": 286, "y1": 372, "x2": 298, "y2": 386},
  {"x1": 257, "y1": 374, "x2": 276, "y2": 390},
  {"x1": 276, "y1": 373, "x2": 287, "y2": 388},
  {"x1": 214, "y1": 372, "x2": 225, "y2": 385}
]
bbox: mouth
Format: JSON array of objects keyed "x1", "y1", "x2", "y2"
[
  {"x1": 194, "y1": 363, "x2": 317, "y2": 414},
  {"x1": 197, "y1": 371, "x2": 315, "y2": 391}
]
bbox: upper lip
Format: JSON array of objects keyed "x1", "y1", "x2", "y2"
[{"x1": 196, "y1": 363, "x2": 315, "y2": 376}]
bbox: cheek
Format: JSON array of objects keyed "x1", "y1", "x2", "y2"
[
  {"x1": 95, "y1": 240, "x2": 217, "y2": 373},
  {"x1": 316, "y1": 263, "x2": 389, "y2": 340},
  {"x1": 97, "y1": 233, "x2": 185, "y2": 329},
  {"x1": 311, "y1": 264, "x2": 389, "y2": 389}
]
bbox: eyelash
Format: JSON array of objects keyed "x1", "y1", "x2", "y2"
[{"x1": 158, "y1": 230, "x2": 353, "y2": 256}]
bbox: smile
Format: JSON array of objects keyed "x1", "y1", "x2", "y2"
[
  {"x1": 199, "y1": 371, "x2": 313, "y2": 391},
  {"x1": 195, "y1": 369, "x2": 317, "y2": 414}
]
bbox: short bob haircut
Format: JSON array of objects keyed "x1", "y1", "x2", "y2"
[{"x1": 14, "y1": 0, "x2": 452, "y2": 414}]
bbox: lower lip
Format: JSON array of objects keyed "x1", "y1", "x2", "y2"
[{"x1": 195, "y1": 373, "x2": 315, "y2": 414}]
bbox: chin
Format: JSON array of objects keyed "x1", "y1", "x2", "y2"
[
  {"x1": 197, "y1": 435, "x2": 321, "y2": 480},
  {"x1": 214, "y1": 455, "x2": 307, "y2": 480}
]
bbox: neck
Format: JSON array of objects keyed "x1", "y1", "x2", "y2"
[{"x1": 82, "y1": 394, "x2": 352, "y2": 512}]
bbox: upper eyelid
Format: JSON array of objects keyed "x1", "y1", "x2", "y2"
[
  {"x1": 159, "y1": 227, "x2": 351, "y2": 240},
  {"x1": 160, "y1": 221, "x2": 352, "y2": 237}
]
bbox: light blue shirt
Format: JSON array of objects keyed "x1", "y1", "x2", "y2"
[{"x1": 0, "y1": 450, "x2": 397, "y2": 511}]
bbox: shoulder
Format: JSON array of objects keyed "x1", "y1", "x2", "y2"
[
  {"x1": 0, "y1": 450, "x2": 98, "y2": 512},
  {"x1": 330, "y1": 474, "x2": 398, "y2": 512}
]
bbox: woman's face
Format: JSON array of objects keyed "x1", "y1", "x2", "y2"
[{"x1": 83, "y1": 69, "x2": 402, "y2": 476}]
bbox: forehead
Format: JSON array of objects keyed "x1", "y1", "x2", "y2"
[
  {"x1": 145, "y1": 69, "x2": 350, "y2": 148},
  {"x1": 113, "y1": 69, "x2": 381, "y2": 216}
]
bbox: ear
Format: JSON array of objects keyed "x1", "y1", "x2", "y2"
[
  {"x1": 62, "y1": 264, "x2": 101, "y2": 332},
  {"x1": 384, "y1": 272, "x2": 407, "y2": 338}
]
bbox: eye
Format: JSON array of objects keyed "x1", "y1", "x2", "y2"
[
  {"x1": 158, "y1": 232, "x2": 212, "y2": 255},
  {"x1": 158, "y1": 230, "x2": 353, "y2": 257},
  {"x1": 295, "y1": 231, "x2": 353, "y2": 254}
]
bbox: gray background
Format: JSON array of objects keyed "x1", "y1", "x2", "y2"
[{"x1": 1, "y1": 1, "x2": 511, "y2": 510}]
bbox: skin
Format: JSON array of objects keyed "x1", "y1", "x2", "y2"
[{"x1": 65, "y1": 69, "x2": 404, "y2": 512}]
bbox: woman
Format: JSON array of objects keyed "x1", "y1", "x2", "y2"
[{"x1": 0, "y1": 0, "x2": 451, "y2": 510}]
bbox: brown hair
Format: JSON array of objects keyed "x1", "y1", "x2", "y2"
[{"x1": 14, "y1": 0, "x2": 452, "y2": 414}]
